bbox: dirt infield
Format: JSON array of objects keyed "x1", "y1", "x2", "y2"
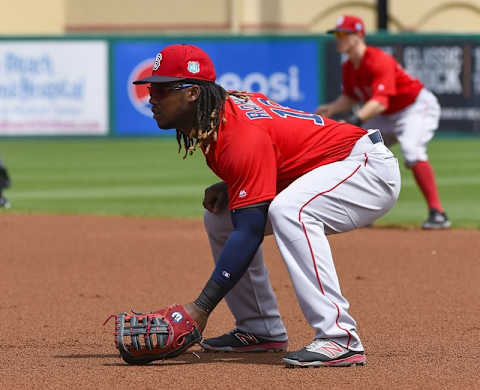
[{"x1": 1, "y1": 214, "x2": 479, "y2": 389}]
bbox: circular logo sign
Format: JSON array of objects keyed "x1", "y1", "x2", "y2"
[{"x1": 127, "y1": 58, "x2": 154, "y2": 117}]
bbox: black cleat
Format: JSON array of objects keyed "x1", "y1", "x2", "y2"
[
  {"x1": 201, "y1": 329, "x2": 288, "y2": 352},
  {"x1": 422, "y1": 209, "x2": 451, "y2": 229}
]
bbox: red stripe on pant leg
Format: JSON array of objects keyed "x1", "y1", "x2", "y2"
[
  {"x1": 334, "y1": 302, "x2": 352, "y2": 348},
  {"x1": 298, "y1": 164, "x2": 361, "y2": 348},
  {"x1": 300, "y1": 221, "x2": 325, "y2": 294}
]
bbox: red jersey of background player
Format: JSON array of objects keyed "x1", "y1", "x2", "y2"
[
  {"x1": 342, "y1": 46, "x2": 423, "y2": 115},
  {"x1": 203, "y1": 93, "x2": 367, "y2": 210}
]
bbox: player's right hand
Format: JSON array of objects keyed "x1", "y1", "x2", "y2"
[
  {"x1": 203, "y1": 181, "x2": 228, "y2": 214},
  {"x1": 183, "y1": 302, "x2": 209, "y2": 333},
  {"x1": 315, "y1": 104, "x2": 332, "y2": 117}
]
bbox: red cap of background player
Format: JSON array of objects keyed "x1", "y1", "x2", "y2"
[
  {"x1": 133, "y1": 44, "x2": 216, "y2": 84},
  {"x1": 327, "y1": 15, "x2": 365, "y2": 36}
]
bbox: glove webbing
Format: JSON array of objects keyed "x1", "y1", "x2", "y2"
[{"x1": 115, "y1": 313, "x2": 170, "y2": 351}]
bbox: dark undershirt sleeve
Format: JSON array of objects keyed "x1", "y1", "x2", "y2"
[{"x1": 210, "y1": 205, "x2": 268, "y2": 288}]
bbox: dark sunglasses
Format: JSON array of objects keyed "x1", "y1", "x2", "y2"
[
  {"x1": 148, "y1": 83, "x2": 195, "y2": 99},
  {"x1": 333, "y1": 31, "x2": 353, "y2": 38}
]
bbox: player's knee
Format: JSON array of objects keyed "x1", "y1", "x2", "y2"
[
  {"x1": 203, "y1": 209, "x2": 232, "y2": 235},
  {"x1": 203, "y1": 209, "x2": 221, "y2": 234},
  {"x1": 404, "y1": 154, "x2": 426, "y2": 168},
  {"x1": 404, "y1": 159, "x2": 416, "y2": 168},
  {"x1": 268, "y1": 197, "x2": 296, "y2": 227},
  {"x1": 402, "y1": 147, "x2": 427, "y2": 168}
]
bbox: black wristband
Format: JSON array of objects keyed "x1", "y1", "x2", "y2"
[
  {"x1": 347, "y1": 113, "x2": 363, "y2": 127},
  {"x1": 194, "y1": 279, "x2": 228, "y2": 313}
]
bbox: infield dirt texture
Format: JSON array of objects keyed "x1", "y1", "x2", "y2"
[{"x1": 2, "y1": 214, "x2": 479, "y2": 389}]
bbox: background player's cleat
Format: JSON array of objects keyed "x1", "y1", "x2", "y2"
[
  {"x1": 0, "y1": 195, "x2": 10, "y2": 209},
  {"x1": 201, "y1": 329, "x2": 288, "y2": 352},
  {"x1": 283, "y1": 339, "x2": 366, "y2": 367},
  {"x1": 422, "y1": 209, "x2": 451, "y2": 229}
]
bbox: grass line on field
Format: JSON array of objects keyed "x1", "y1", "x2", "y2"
[
  {"x1": 399, "y1": 176, "x2": 480, "y2": 186},
  {"x1": 1, "y1": 137, "x2": 479, "y2": 227},
  {"x1": 8, "y1": 185, "x2": 205, "y2": 200},
  {"x1": 10, "y1": 174, "x2": 480, "y2": 186}
]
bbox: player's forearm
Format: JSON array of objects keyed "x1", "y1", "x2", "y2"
[
  {"x1": 316, "y1": 94, "x2": 356, "y2": 116},
  {"x1": 356, "y1": 99, "x2": 386, "y2": 122},
  {"x1": 329, "y1": 95, "x2": 356, "y2": 115}
]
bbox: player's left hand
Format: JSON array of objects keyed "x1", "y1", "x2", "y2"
[
  {"x1": 203, "y1": 181, "x2": 228, "y2": 214},
  {"x1": 104, "y1": 304, "x2": 202, "y2": 364},
  {"x1": 346, "y1": 113, "x2": 363, "y2": 127}
]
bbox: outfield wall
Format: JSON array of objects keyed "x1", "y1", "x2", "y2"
[{"x1": 1, "y1": 34, "x2": 480, "y2": 136}]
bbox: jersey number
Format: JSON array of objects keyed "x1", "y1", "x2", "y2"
[
  {"x1": 271, "y1": 108, "x2": 324, "y2": 125},
  {"x1": 258, "y1": 98, "x2": 324, "y2": 125}
]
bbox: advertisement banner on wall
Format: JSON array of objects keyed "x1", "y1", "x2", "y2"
[
  {"x1": 324, "y1": 39, "x2": 480, "y2": 133},
  {"x1": 0, "y1": 41, "x2": 108, "y2": 135},
  {"x1": 113, "y1": 40, "x2": 319, "y2": 135}
]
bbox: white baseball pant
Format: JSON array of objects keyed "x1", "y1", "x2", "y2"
[
  {"x1": 363, "y1": 88, "x2": 440, "y2": 167},
  {"x1": 204, "y1": 130, "x2": 401, "y2": 351}
]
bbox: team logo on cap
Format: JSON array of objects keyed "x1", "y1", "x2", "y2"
[
  {"x1": 153, "y1": 53, "x2": 162, "y2": 70},
  {"x1": 355, "y1": 22, "x2": 362, "y2": 31},
  {"x1": 128, "y1": 58, "x2": 155, "y2": 117},
  {"x1": 187, "y1": 61, "x2": 200, "y2": 74}
]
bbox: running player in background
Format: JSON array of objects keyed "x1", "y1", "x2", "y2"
[
  {"x1": 0, "y1": 155, "x2": 11, "y2": 208},
  {"x1": 316, "y1": 15, "x2": 450, "y2": 229},
  {"x1": 132, "y1": 43, "x2": 401, "y2": 367}
]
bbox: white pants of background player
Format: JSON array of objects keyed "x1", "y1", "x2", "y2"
[
  {"x1": 204, "y1": 130, "x2": 401, "y2": 352},
  {"x1": 363, "y1": 88, "x2": 440, "y2": 166}
]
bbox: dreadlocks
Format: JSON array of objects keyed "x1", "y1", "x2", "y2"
[{"x1": 176, "y1": 82, "x2": 251, "y2": 158}]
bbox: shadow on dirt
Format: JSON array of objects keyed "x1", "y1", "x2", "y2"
[
  {"x1": 54, "y1": 354, "x2": 119, "y2": 359},
  {"x1": 54, "y1": 351, "x2": 287, "y2": 366}
]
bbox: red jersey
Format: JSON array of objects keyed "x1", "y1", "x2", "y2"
[
  {"x1": 203, "y1": 93, "x2": 366, "y2": 210},
  {"x1": 342, "y1": 46, "x2": 423, "y2": 114}
]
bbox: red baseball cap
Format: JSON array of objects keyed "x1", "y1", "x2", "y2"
[
  {"x1": 327, "y1": 15, "x2": 365, "y2": 36},
  {"x1": 133, "y1": 44, "x2": 216, "y2": 84}
]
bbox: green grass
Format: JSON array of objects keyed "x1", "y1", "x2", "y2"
[
  {"x1": 377, "y1": 139, "x2": 480, "y2": 228},
  {"x1": 1, "y1": 138, "x2": 217, "y2": 218},
  {"x1": 1, "y1": 137, "x2": 479, "y2": 228}
]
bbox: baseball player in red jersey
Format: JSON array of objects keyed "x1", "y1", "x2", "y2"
[
  {"x1": 133, "y1": 44, "x2": 401, "y2": 367},
  {"x1": 317, "y1": 15, "x2": 450, "y2": 229}
]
